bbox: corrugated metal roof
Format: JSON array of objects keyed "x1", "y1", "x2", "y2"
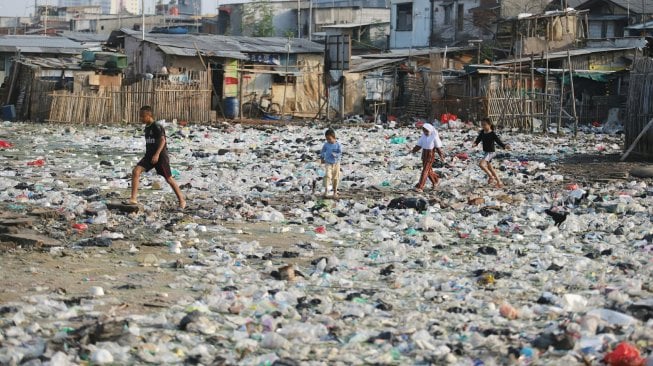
[
  {"x1": 494, "y1": 47, "x2": 638, "y2": 65},
  {"x1": 500, "y1": 9, "x2": 588, "y2": 21},
  {"x1": 626, "y1": 20, "x2": 653, "y2": 30},
  {"x1": 575, "y1": 0, "x2": 653, "y2": 14},
  {"x1": 157, "y1": 45, "x2": 248, "y2": 60},
  {"x1": 321, "y1": 21, "x2": 390, "y2": 29},
  {"x1": 360, "y1": 46, "x2": 477, "y2": 59},
  {"x1": 0, "y1": 35, "x2": 87, "y2": 54},
  {"x1": 59, "y1": 32, "x2": 110, "y2": 43},
  {"x1": 121, "y1": 28, "x2": 324, "y2": 56},
  {"x1": 349, "y1": 58, "x2": 403, "y2": 73},
  {"x1": 16, "y1": 55, "x2": 82, "y2": 70}
]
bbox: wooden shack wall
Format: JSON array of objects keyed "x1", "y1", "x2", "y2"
[
  {"x1": 625, "y1": 57, "x2": 653, "y2": 160},
  {"x1": 48, "y1": 70, "x2": 213, "y2": 124},
  {"x1": 6, "y1": 63, "x2": 57, "y2": 122}
]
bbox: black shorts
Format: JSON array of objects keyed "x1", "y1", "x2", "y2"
[{"x1": 137, "y1": 154, "x2": 172, "y2": 178}]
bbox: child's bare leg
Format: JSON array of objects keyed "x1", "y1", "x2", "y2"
[
  {"x1": 129, "y1": 166, "x2": 144, "y2": 204},
  {"x1": 166, "y1": 176, "x2": 186, "y2": 209},
  {"x1": 487, "y1": 164, "x2": 502, "y2": 187},
  {"x1": 332, "y1": 180, "x2": 339, "y2": 197},
  {"x1": 478, "y1": 160, "x2": 494, "y2": 183}
]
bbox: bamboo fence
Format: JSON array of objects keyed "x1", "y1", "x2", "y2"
[
  {"x1": 625, "y1": 57, "x2": 653, "y2": 159},
  {"x1": 48, "y1": 71, "x2": 213, "y2": 124},
  {"x1": 482, "y1": 87, "x2": 547, "y2": 130}
]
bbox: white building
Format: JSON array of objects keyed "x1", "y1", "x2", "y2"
[
  {"x1": 57, "y1": 0, "x2": 142, "y2": 14},
  {"x1": 58, "y1": 0, "x2": 117, "y2": 14},
  {"x1": 390, "y1": 0, "x2": 492, "y2": 48},
  {"x1": 118, "y1": 0, "x2": 140, "y2": 14}
]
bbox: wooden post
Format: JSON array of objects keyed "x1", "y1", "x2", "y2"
[
  {"x1": 238, "y1": 61, "x2": 244, "y2": 120},
  {"x1": 193, "y1": 42, "x2": 225, "y2": 120},
  {"x1": 317, "y1": 62, "x2": 322, "y2": 119},
  {"x1": 530, "y1": 54, "x2": 535, "y2": 133},
  {"x1": 557, "y1": 65, "x2": 564, "y2": 135},
  {"x1": 567, "y1": 49, "x2": 578, "y2": 137},
  {"x1": 544, "y1": 45, "x2": 550, "y2": 134},
  {"x1": 282, "y1": 42, "x2": 290, "y2": 117},
  {"x1": 621, "y1": 118, "x2": 653, "y2": 161},
  {"x1": 5, "y1": 59, "x2": 20, "y2": 105},
  {"x1": 518, "y1": 34, "x2": 523, "y2": 129}
]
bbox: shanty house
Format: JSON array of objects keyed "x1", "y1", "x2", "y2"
[
  {"x1": 495, "y1": 10, "x2": 588, "y2": 56},
  {"x1": 474, "y1": 46, "x2": 641, "y2": 130},
  {"x1": 4, "y1": 56, "x2": 92, "y2": 122},
  {"x1": 571, "y1": 0, "x2": 653, "y2": 39},
  {"x1": 305, "y1": 0, "x2": 390, "y2": 50},
  {"x1": 0, "y1": 35, "x2": 87, "y2": 84},
  {"x1": 353, "y1": 46, "x2": 479, "y2": 120},
  {"x1": 116, "y1": 29, "x2": 324, "y2": 117}
]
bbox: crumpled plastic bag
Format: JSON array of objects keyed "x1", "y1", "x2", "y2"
[
  {"x1": 603, "y1": 342, "x2": 645, "y2": 366},
  {"x1": 27, "y1": 159, "x2": 45, "y2": 167}
]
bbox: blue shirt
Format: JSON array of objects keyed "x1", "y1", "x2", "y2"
[{"x1": 320, "y1": 141, "x2": 342, "y2": 164}]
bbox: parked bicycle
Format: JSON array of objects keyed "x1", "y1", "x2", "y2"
[{"x1": 242, "y1": 92, "x2": 281, "y2": 119}]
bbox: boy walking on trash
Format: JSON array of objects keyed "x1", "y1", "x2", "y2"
[
  {"x1": 320, "y1": 128, "x2": 342, "y2": 198},
  {"x1": 128, "y1": 106, "x2": 186, "y2": 209},
  {"x1": 409, "y1": 122, "x2": 445, "y2": 192},
  {"x1": 473, "y1": 117, "x2": 511, "y2": 188}
]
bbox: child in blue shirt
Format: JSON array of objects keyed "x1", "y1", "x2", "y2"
[{"x1": 320, "y1": 128, "x2": 342, "y2": 197}]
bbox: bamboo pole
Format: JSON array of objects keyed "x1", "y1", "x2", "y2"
[
  {"x1": 567, "y1": 50, "x2": 578, "y2": 138},
  {"x1": 530, "y1": 54, "x2": 535, "y2": 133},
  {"x1": 557, "y1": 65, "x2": 564, "y2": 135}
]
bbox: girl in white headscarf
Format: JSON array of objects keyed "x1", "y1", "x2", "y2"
[{"x1": 409, "y1": 122, "x2": 445, "y2": 191}]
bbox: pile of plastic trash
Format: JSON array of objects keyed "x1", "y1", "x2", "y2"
[{"x1": 0, "y1": 121, "x2": 650, "y2": 365}]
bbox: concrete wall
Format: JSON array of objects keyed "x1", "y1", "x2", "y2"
[
  {"x1": 390, "y1": 0, "x2": 484, "y2": 48},
  {"x1": 390, "y1": 0, "x2": 431, "y2": 48},
  {"x1": 124, "y1": 36, "x2": 167, "y2": 75},
  {"x1": 312, "y1": 7, "x2": 390, "y2": 46},
  {"x1": 69, "y1": 15, "x2": 166, "y2": 34}
]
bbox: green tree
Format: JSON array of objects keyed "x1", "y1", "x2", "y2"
[{"x1": 242, "y1": 1, "x2": 275, "y2": 37}]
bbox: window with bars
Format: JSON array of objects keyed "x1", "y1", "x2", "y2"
[{"x1": 396, "y1": 3, "x2": 413, "y2": 31}]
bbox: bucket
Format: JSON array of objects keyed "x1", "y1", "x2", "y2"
[
  {"x1": 1, "y1": 105, "x2": 16, "y2": 122},
  {"x1": 224, "y1": 97, "x2": 239, "y2": 119}
]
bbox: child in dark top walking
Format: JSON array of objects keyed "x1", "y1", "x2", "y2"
[
  {"x1": 409, "y1": 122, "x2": 445, "y2": 192},
  {"x1": 473, "y1": 118, "x2": 510, "y2": 188},
  {"x1": 129, "y1": 106, "x2": 186, "y2": 209}
]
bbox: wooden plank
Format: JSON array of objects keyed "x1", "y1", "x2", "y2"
[
  {"x1": 621, "y1": 118, "x2": 653, "y2": 161},
  {"x1": 0, "y1": 232, "x2": 62, "y2": 248},
  {"x1": 106, "y1": 201, "x2": 141, "y2": 213}
]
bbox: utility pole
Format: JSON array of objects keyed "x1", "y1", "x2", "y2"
[
  {"x1": 141, "y1": 0, "x2": 145, "y2": 41},
  {"x1": 141, "y1": 0, "x2": 146, "y2": 75},
  {"x1": 308, "y1": 0, "x2": 312, "y2": 40},
  {"x1": 297, "y1": 0, "x2": 301, "y2": 38},
  {"x1": 44, "y1": 0, "x2": 48, "y2": 36}
]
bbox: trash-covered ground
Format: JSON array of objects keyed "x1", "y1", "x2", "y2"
[{"x1": 0, "y1": 121, "x2": 652, "y2": 365}]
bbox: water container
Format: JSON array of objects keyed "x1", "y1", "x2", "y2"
[
  {"x1": 224, "y1": 97, "x2": 239, "y2": 119},
  {"x1": 1, "y1": 105, "x2": 16, "y2": 121}
]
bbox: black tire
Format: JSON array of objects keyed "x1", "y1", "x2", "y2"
[
  {"x1": 242, "y1": 102, "x2": 259, "y2": 119},
  {"x1": 268, "y1": 103, "x2": 281, "y2": 115}
]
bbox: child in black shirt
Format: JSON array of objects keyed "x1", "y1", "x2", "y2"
[
  {"x1": 129, "y1": 106, "x2": 186, "y2": 209},
  {"x1": 473, "y1": 118, "x2": 510, "y2": 188}
]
